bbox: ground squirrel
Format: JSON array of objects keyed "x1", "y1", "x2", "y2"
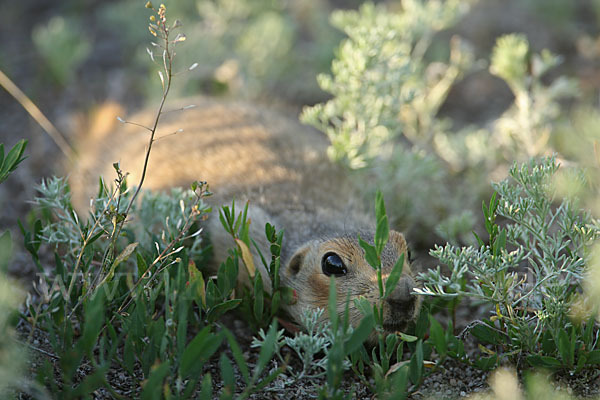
[{"x1": 69, "y1": 97, "x2": 421, "y2": 333}]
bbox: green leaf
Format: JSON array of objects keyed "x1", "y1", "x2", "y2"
[
  {"x1": 328, "y1": 276, "x2": 338, "y2": 330},
  {"x1": 179, "y1": 327, "x2": 223, "y2": 379},
  {"x1": 408, "y1": 340, "x2": 423, "y2": 385},
  {"x1": 383, "y1": 254, "x2": 405, "y2": 299},
  {"x1": 254, "y1": 321, "x2": 278, "y2": 380},
  {"x1": 253, "y1": 273, "x2": 264, "y2": 323},
  {"x1": 220, "y1": 354, "x2": 235, "y2": 400},
  {"x1": 526, "y1": 355, "x2": 563, "y2": 369},
  {"x1": 428, "y1": 315, "x2": 446, "y2": 357},
  {"x1": 98, "y1": 242, "x2": 139, "y2": 288},
  {"x1": 141, "y1": 361, "x2": 171, "y2": 400},
  {"x1": 414, "y1": 306, "x2": 429, "y2": 339},
  {"x1": 474, "y1": 354, "x2": 498, "y2": 370},
  {"x1": 224, "y1": 329, "x2": 250, "y2": 384},
  {"x1": 583, "y1": 314, "x2": 596, "y2": 347},
  {"x1": 265, "y1": 223, "x2": 275, "y2": 241},
  {"x1": 397, "y1": 332, "x2": 418, "y2": 342},
  {"x1": 358, "y1": 235, "x2": 379, "y2": 269},
  {"x1": 270, "y1": 290, "x2": 281, "y2": 317},
  {"x1": 557, "y1": 329, "x2": 574, "y2": 367},
  {"x1": 541, "y1": 329, "x2": 554, "y2": 355},
  {"x1": 206, "y1": 299, "x2": 242, "y2": 323},
  {"x1": 78, "y1": 291, "x2": 106, "y2": 357},
  {"x1": 344, "y1": 313, "x2": 375, "y2": 355},
  {"x1": 326, "y1": 338, "x2": 344, "y2": 390},
  {"x1": 225, "y1": 257, "x2": 239, "y2": 293},
  {"x1": 53, "y1": 252, "x2": 67, "y2": 288},
  {"x1": 472, "y1": 231, "x2": 484, "y2": 247},
  {"x1": 200, "y1": 374, "x2": 212, "y2": 399},
  {"x1": 375, "y1": 189, "x2": 386, "y2": 223},
  {"x1": 240, "y1": 201, "x2": 250, "y2": 245},
  {"x1": 586, "y1": 350, "x2": 600, "y2": 365},
  {"x1": 114, "y1": 242, "x2": 139, "y2": 268},
  {"x1": 0, "y1": 139, "x2": 27, "y2": 183},
  {"x1": 123, "y1": 336, "x2": 135, "y2": 375},
  {"x1": 0, "y1": 230, "x2": 13, "y2": 274},
  {"x1": 353, "y1": 296, "x2": 373, "y2": 318},
  {"x1": 375, "y1": 215, "x2": 389, "y2": 256},
  {"x1": 176, "y1": 300, "x2": 189, "y2": 357},
  {"x1": 280, "y1": 286, "x2": 297, "y2": 305},
  {"x1": 470, "y1": 323, "x2": 503, "y2": 345},
  {"x1": 219, "y1": 208, "x2": 230, "y2": 233},
  {"x1": 86, "y1": 230, "x2": 104, "y2": 246},
  {"x1": 388, "y1": 365, "x2": 409, "y2": 399},
  {"x1": 136, "y1": 252, "x2": 149, "y2": 276}
]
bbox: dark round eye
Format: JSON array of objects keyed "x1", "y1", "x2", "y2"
[
  {"x1": 407, "y1": 249, "x2": 413, "y2": 262},
  {"x1": 321, "y1": 252, "x2": 347, "y2": 277}
]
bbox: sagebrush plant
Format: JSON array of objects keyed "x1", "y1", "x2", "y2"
[
  {"x1": 32, "y1": 16, "x2": 92, "y2": 86},
  {"x1": 300, "y1": 2, "x2": 584, "y2": 248},
  {"x1": 490, "y1": 34, "x2": 578, "y2": 160},
  {"x1": 418, "y1": 156, "x2": 600, "y2": 371},
  {"x1": 301, "y1": 0, "x2": 474, "y2": 169},
  {"x1": 251, "y1": 308, "x2": 345, "y2": 385}
]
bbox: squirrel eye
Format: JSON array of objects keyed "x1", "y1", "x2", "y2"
[{"x1": 321, "y1": 252, "x2": 347, "y2": 277}]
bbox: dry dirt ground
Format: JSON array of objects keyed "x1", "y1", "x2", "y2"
[{"x1": 3, "y1": 0, "x2": 600, "y2": 398}]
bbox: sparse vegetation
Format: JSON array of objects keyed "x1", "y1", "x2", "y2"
[{"x1": 3, "y1": 0, "x2": 600, "y2": 399}]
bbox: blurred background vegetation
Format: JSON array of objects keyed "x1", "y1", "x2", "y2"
[{"x1": 3, "y1": 0, "x2": 600, "y2": 252}]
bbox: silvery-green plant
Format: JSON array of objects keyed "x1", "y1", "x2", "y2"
[
  {"x1": 490, "y1": 34, "x2": 579, "y2": 160},
  {"x1": 252, "y1": 308, "x2": 350, "y2": 383},
  {"x1": 301, "y1": 0, "x2": 474, "y2": 169},
  {"x1": 418, "y1": 156, "x2": 600, "y2": 369},
  {"x1": 32, "y1": 16, "x2": 92, "y2": 86}
]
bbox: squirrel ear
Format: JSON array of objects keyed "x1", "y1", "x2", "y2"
[
  {"x1": 388, "y1": 230, "x2": 408, "y2": 251},
  {"x1": 287, "y1": 246, "x2": 309, "y2": 276}
]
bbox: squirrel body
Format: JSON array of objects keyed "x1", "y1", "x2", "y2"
[{"x1": 70, "y1": 97, "x2": 420, "y2": 332}]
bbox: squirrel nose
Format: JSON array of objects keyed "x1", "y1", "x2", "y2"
[{"x1": 386, "y1": 275, "x2": 416, "y2": 308}]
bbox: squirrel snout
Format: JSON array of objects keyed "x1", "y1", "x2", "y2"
[
  {"x1": 385, "y1": 276, "x2": 417, "y2": 320},
  {"x1": 388, "y1": 276, "x2": 415, "y2": 303}
]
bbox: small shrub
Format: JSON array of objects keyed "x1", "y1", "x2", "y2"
[
  {"x1": 490, "y1": 34, "x2": 578, "y2": 160},
  {"x1": 32, "y1": 16, "x2": 92, "y2": 85},
  {"x1": 418, "y1": 156, "x2": 600, "y2": 371}
]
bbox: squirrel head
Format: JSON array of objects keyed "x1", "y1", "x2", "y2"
[{"x1": 282, "y1": 230, "x2": 421, "y2": 336}]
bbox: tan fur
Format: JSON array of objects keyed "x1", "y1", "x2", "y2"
[{"x1": 68, "y1": 97, "x2": 420, "y2": 333}]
